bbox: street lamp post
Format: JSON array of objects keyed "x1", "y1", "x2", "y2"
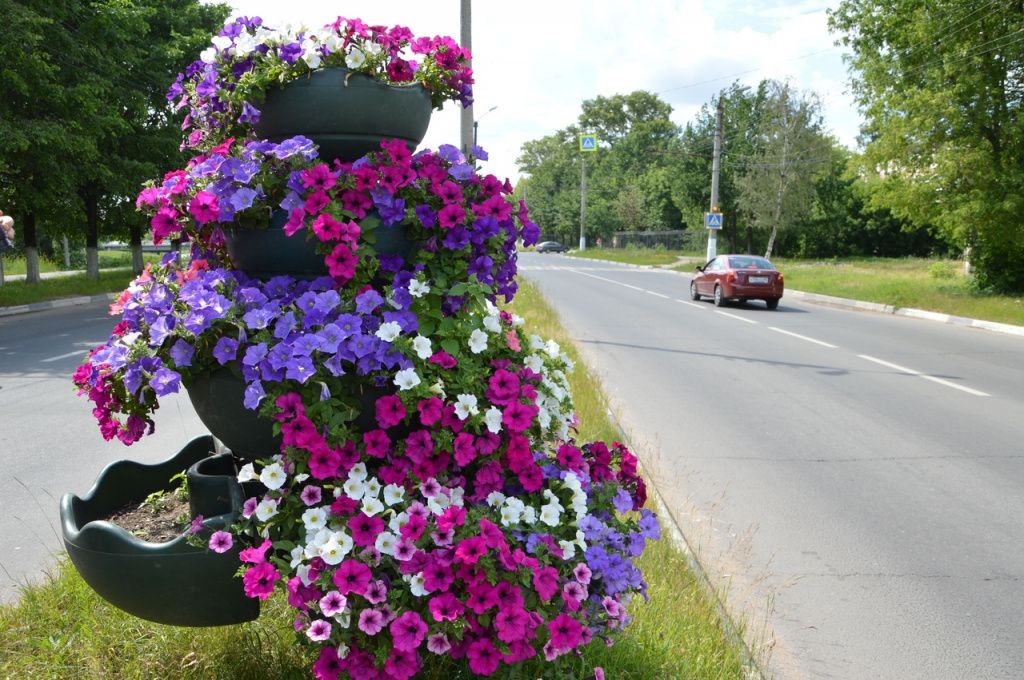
[
  {"x1": 707, "y1": 86, "x2": 749, "y2": 261},
  {"x1": 473, "y1": 106, "x2": 497, "y2": 147}
]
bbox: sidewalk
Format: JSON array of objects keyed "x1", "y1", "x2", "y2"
[{"x1": 0, "y1": 269, "x2": 119, "y2": 317}]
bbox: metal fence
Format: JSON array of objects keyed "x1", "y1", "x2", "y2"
[{"x1": 610, "y1": 230, "x2": 708, "y2": 252}]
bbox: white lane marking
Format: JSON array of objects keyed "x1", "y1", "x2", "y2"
[
  {"x1": 676, "y1": 299, "x2": 705, "y2": 309},
  {"x1": 715, "y1": 311, "x2": 757, "y2": 324},
  {"x1": 768, "y1": 327, "x2": 838, "y2": 348},
  {"x1": 40, "y1": 350, "x2": 90, "y2": 363},
  {"x1": 858, "y1": 355, "x2": 989, "y2": 396},
  {"x1": 646, "y1": 291, "x2": 670, "y2": 299}
]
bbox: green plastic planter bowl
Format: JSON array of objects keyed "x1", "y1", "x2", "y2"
[
  {"x1": 60, "y1": 435, "x2": 259, "y2": 627},
  {"x1": 252, "y1": 67, "x2": 433, "y2": 163}
]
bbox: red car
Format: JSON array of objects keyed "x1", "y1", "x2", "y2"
[{"x1": 690, "y1": 255, "x2": 784, "y2": 309}]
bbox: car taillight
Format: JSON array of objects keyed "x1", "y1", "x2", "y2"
[
  {"x1": 777, "y1": 272, "x2": 784, "y2": 283},
  {"x1": 728, "y1": 272, "x2": 737, "y2": 283}
]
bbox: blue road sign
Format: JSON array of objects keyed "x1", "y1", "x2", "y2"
[
  {"x1": 579, "y1": 134, "x2": 597, "y2": 152},
  {"x1": 705, "y1": 212, "x2": 723, "y2": 229}
]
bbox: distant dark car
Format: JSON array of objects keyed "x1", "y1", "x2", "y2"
[
  {"x1": 691, "y1": 255, "x2": 784, "y2": 309},
  {"x1": 536, "y1": 241, "x2": 569, "y2": 253}
]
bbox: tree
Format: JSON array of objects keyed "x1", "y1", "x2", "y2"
[
  {"x1": 0, "y1": 0, "x2": 229, "y2": 281},
  {"x1": 829, "y1": 0, "x2": 1024, "y2": 291},
  {"x1": 734, "y1": 80, "x2": 830, "y2": 259}
]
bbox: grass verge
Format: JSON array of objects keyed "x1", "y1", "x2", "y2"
[
  {"x1": 0, "y1": 278, "x2": 750, "y2": 679},
  {"x1": 0, "y1": 270, "x2": 137, "y2": 308},
  {"x1": 565, "y1": 248, "x2": 699, "y2": 267}
]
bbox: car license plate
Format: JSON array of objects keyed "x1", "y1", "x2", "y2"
[{"x1": 749, "y1": 276, "x2": 769, "y2": 284}]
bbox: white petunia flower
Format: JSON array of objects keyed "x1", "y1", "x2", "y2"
[
  {"x1": 383, "y1": 483, "x2": 405, "y2": 506},
  {"x1": 524, "y1": 354, "x2": 545, "y2": 373},
  {"x1": 343, "y1": 477, "x2": 366, "y2": 501},
  {"x1": 200, "y1": 46, "x2": 219, "y2": 64},
  {"x1": 255, "y1": 497, "x2": 278, "y2": 521},
  {"x1": 408, "y1": 279, "x2": 430, "y2": 297},
  {"x1": 394, "y1": 367, "x2": 422, "y2": 390},
  {"x1": 522, "y1": 506, "x2": 537, "y2": 524},
  {"x1": 348, "y1": 462, "x2": 368, "y2": 481},
  {"x1": 260, "y1": 462, "x2": 287, "y2": 490},
  {"x1": 454, "y1": 393, "x2": 479, "y2": 419},
  {"x1": 363, "y1": 477, "x2": 382, "y2": 499},
  {"x1": 559, "y1": 540, "x2": 577, "y2": 560},
  {"x1": 429, "y1": 379, "x2": 446, "y2": 398},
  {"x1": 539, "y1": 503, "x2": 562, "y2": 527},
  {"x1": 486, "y1": 491, "x2": 507, "y2": 507},
  {"x1": 511, "y1": 313, "x2": 525, "y2": 326},
  {"x1": 484, "y1": 406, "x2": 503, "y2": 434},
  {"x1": 545, "y1": 339, "x2": 561, "y2": 358},
  {"x1": 389, "y1": 511, "x2": 410, "y2": 534},
  {"x1": 237, "y1": 462, "x2": 259, "y2": 483},
  {"x1": 375, "y1": 321, "x2": 402, "y2": 342},
  {"x1": 482, "y1": 314, "x2": 501, "y2": 333},
  {"x1": 468, "y1": 328, "x2": 488, "y2": 353},
  {"x1": 344, "y1": 47, "x2": 366, "y2": 68},
  {"x1": 302, "y1": 507, "x2": 328, "y2": 533},
  {"x1": 375, "y1": 531, "x2": 397, "y2": 556},
  {"x1": 318, "y1": 532, "x2": 353, "y2": 565},
  {"x1": 297, "y1": 563, "x2": 316, "y2": 586},
  {"x1": 412, "y1": 335, "x2": 432, "y2": 360},
  {"x1": 529, "y1": 334, "x2": 546, "y2": 351},
  {"x1": 361, "y1": 496, "x2": 385, "y2": 516},
  {"x1": 408, "y1": 572, "x2": 429, "y2": 597}
]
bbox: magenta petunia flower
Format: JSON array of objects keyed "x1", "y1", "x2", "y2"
[
  {"x1": 417, "y1": 396, "x2": 443, "y2": 426},
  {"x1": 390, "y1": 610, "x2": 428, "y2": 651},
  {"x1": 384, "y1": 647, "x2": 419, "y2": 680},
  {"x1": 208, "y1": 530, "x2": 233, "y2": 553},
  {"x1": 312, "y1": 647, "x2": 341, "y2": 680},
  {"x1": 438, "y1": 203, "x2": 465, "y2": 229},
  {"x1": 299, "y1": 485, "x2": 322, "y2": 506},
  {"x1": 428, "y1": 592, "x2": 465, "y2": 622},
  {"x1": 494, "y1": 605, "x2": 529, "y2": 643},
  {"x1": 549, "y1": 613, "x2": 584, "y2": 651},
  {"x1": 242, "y1": 561, "x2": 281, "y2": 600},
  {"x1": 454, "y1": 536, "x2": 488, "y2": 565},
  {"x1": 312, "y1": 213, "x2": 344, "y2": 241},
  {"x1": 375, "y1": 394, "x2": 406, "y2": 429},
  {"x1": 502, "y1": 400, "x2": 538, "y2": 433},
  {"x1": 466, "y1": 637, "x2": 501, "y2": 676},
  {"x1": 363, "y1": 579, "x2": 388, "y2": 604},
  {"x1": 332, "y1": 559, "x2": 372, "y2": 595},
  {"x1": 348, "y1": 512, "x2": 385, "y2": 547},
  {"x1": 188, "y1": 190, "x2": 220, "y2": 224},
  {"x1": 532, "y1": 565, "x2": 560, "y2": 602},
  {"x1": 300, "y1": 163, "x2": 337, "y2": 191}
]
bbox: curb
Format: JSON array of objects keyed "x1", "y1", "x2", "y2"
[
  {"x1": 0, "y1": 292, "x2": 118, "y2": 317},
  {"x1": 581, "y1": 259, "x2": 1024, "y2": 338}
]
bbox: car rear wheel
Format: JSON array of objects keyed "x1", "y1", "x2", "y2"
[
  {"x1": 765, "y1": 298, "x2": 779, "y2": 310},
  {"x1": 690, "y1": 280, "x2": 701, "y2": 301},
  {"x1": 713, "y1": 285, "x2": 726, "y2": 307}
]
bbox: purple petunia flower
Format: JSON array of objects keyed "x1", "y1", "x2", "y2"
[
  {"x1": 213, "y1": 337, "x2": 239, "y2": 364},
  {"x1": 149, "y1": 367, "x2": 182, "y2": 397}
]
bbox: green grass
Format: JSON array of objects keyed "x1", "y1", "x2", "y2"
[
  {"x1": 565, "y1": 248, "x2": 700, "y2": 267},
  {"x1": 0, "y1": 278, "x2": 753, "y2": 680},
  {"x1": 0, "y1": 270, "x2": 139, "y2": 308},
  {"x1": 576, "y1": 250, "x2": 1022, "y2": 329}
]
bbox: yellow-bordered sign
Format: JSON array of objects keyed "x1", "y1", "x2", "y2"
[{"x1": 579, "y1": 134, "x2": 597, "y2": 152}]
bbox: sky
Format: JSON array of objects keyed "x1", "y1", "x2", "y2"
[{"x1": 212, "y1": 0, "x2": 863, "y2": 185}]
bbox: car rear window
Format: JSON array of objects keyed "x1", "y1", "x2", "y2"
[{"x1": 729, "y1": 257, "x2": 774, "y2": 270}]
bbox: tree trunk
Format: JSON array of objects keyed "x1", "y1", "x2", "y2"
[
  {"x1": 746, "y1": 223, "x2": 754, "y2": 254},
  {"x1": 130, "y1": 222, "x2": 144, "y2": 275},
  {"x1": 23, "y1": 212, "x2": 40, "y2": 284},
  {"x1": 83, "y1": 181, "x2": 100, "y2": 280}
]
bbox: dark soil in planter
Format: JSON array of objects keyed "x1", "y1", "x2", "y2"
[{"x1": 105, "y1": 492, "x2": 191, "y2": 543}]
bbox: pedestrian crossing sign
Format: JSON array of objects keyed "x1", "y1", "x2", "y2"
[
  {"x1": 579, "y1": 134, "x2": 597, "y2": 152},
  {"x1": 705, "y1": 212, "x2": 723, "y2": 229}
]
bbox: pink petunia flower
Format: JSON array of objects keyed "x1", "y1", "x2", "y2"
[
  {"x1": 188, "y1": 191, "x2": 219, "y2": 224},
  {"x1": 318, "y1": 590, "x2": 347, "y2": 617},
  {"x1": 208, "y1": 530, "x2": 233, "y2": 553},
  {"x1": 384, "y1": 648, "x2": 419, "y2": 680},
  {"x1": 428, "y1": 592, "x2": 465, "y2": 622},
  {"x1": 306, "y1": 618, "x2": 332, "y2": 642},
  {"x1": 426, "y1": 632, "x2": 451, "y2": 655},
  {"x1": 375, "y1": 394, "x2": 406, "y2": 429},
  {"x1": 358, "y1": 607, "x2": 386, "y2": 635},
  {"x1": 532, "y1": 565, "x2": 560, "y2": 602},
  {"x1": 348, "y1": 512, "x2": 385, "y2": 547}
]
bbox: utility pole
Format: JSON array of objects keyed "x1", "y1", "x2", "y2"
[
  {"x1": 579, "y1": 158, "x2": 587, "y2": 251},
  {"x1": 459, "y1": 0, "x2": 473, "y2": 155},
  {"x1": 707, "y1": 98, "x2": 723, "y2": 262}
]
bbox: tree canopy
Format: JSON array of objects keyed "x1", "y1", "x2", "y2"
[{"x1": 829, "y1": 0, "x2": 1024, "y2": 291}]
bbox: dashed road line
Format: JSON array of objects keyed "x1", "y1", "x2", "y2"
[
  {"x1": 768, "y1": 327, "x2": 838, "y2": 348},
  {"x1": 858, "y1": 355, "x2": 989, "y2": 396},
  {"x1": 714, "y1": 311, "x2": 757, "y2": 324}
]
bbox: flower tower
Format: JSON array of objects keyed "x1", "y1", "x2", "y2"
[{"x1": 66, "y1": 15, "x2": 659, "y2": 680}]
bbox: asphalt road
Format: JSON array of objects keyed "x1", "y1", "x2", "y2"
[
  {"x1": 0, "y1": 300, "x2": 207, "y2": 604},
  {"x1": 518, "y1": 252, "x2": 1024, "y2": 680}
]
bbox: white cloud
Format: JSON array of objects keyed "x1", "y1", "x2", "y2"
[{"x1": 215, "y1": 0, "x2": 861, "y2": 183}]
